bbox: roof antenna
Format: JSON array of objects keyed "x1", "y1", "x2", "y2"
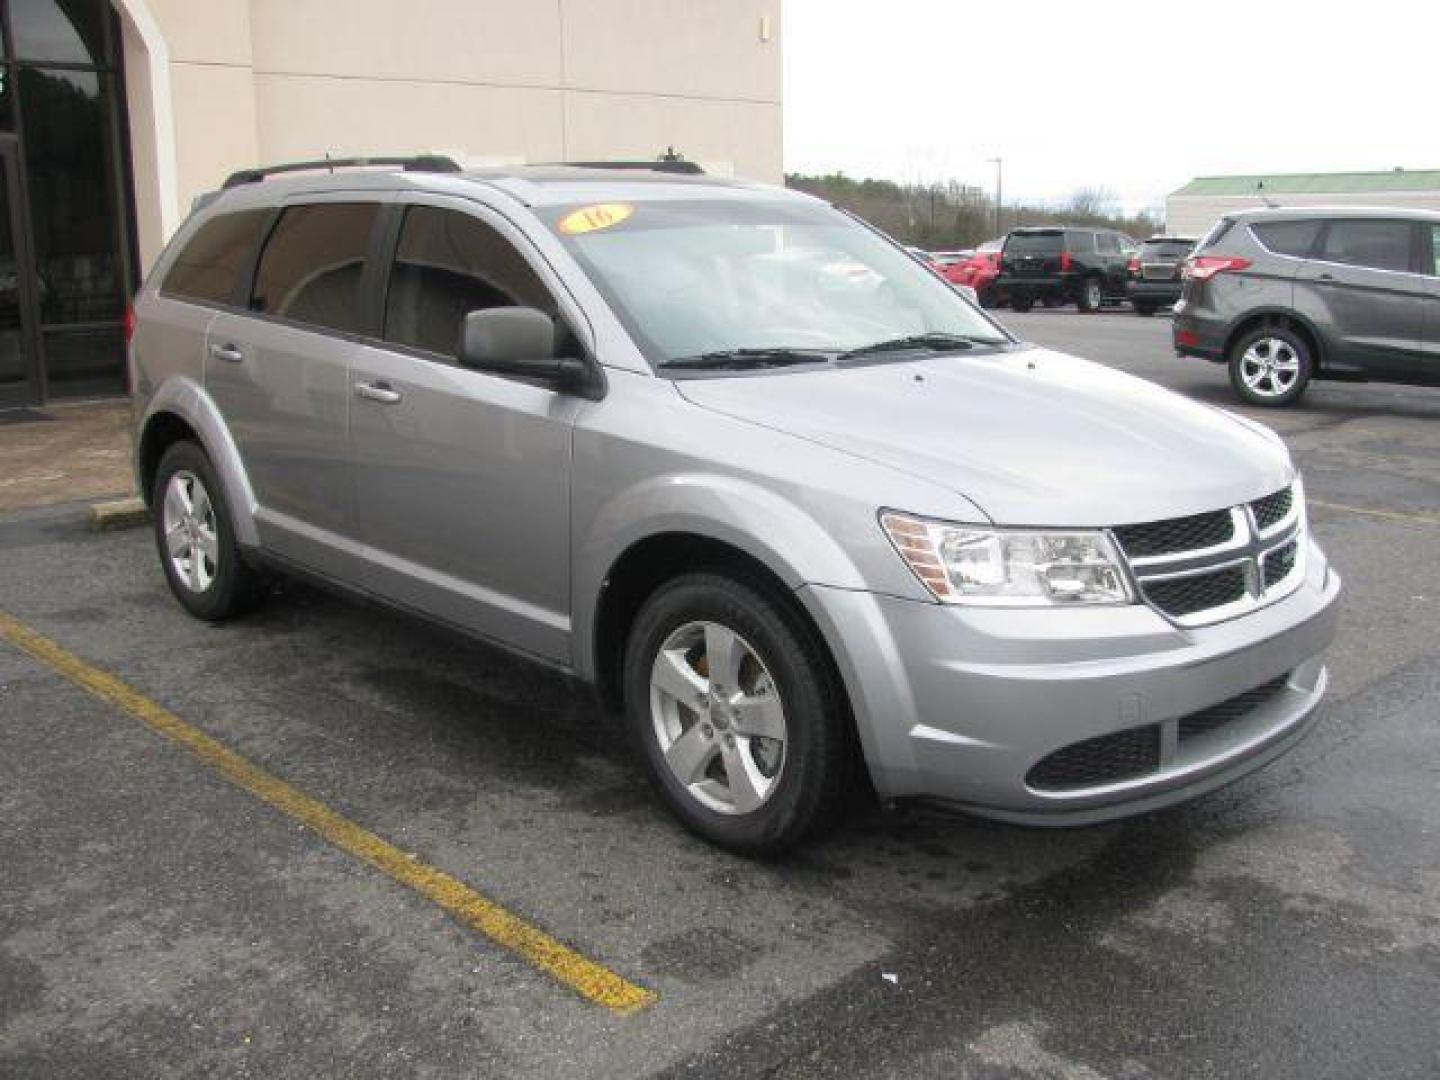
[{"x1": 1256, "y1": 179, "x2": 1277, "y2": 208}]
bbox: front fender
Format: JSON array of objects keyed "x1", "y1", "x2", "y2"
[
  {"x1": 139, "y1": 376, "x2": 259, "y2": 547},
  {"x1": 570, "y1": 471, "x2": 924, "y2": 681}
]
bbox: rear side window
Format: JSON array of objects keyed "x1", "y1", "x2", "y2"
[
  {"x1": 162, "y1": 210, "x2": 270, "y2": 305},
  {"x1": 250, "y1": 203, "x2": 380, "y2": 333},
  {"x1": 1005, "y1": 231, "x2": 1062, "y2": 254},
  {"x1": 383, "y1": 206, "x2": 557, "y2": 359},
  {"x1": 1095, "y1": 232, "x2": 1120, "y2": 254},
  {"x1": 1067, "y1": 231, "x2": 1096, "y2": 253},
  {"x1": 1251, "y1": 220, "x2": 1321, "y2": 258},
  {"x1": 1317, "y1": 219, "x2": 1414, "y2": 273}
]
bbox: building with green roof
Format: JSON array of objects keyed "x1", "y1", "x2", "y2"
[{"x1": 1166, "y1": 169, "x2": 1440, "y2": 234}]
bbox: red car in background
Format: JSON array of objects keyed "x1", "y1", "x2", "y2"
[{"x1": 948, "y1": 239, "x2": 1004, "y2": 307}]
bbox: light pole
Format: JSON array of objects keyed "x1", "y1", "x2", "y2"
[{"x1": 987, "y1": 156, "x2": 1003, "y2": 237}]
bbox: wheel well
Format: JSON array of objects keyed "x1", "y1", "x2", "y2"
[
  {"x1": 1223, "y1": 313, "x2": 1323, "y2": 371},
  {"x1": 137, "y1": 412, "x2": 199, "y2": 506},
  {"x1": 591, "y1": 533, "x2": 841, "y2": 717}
]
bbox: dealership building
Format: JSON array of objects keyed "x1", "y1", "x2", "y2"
[
  {"x1": 0, "y1": 0, "x2": 783, "y2": 407},
  {"x1": 1166, "y1": 169, "x2": 1440, "y2": 237}
]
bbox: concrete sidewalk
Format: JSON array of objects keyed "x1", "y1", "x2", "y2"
[{"x1": 0, "y1": 401, "x2": 135, "y2": 513}]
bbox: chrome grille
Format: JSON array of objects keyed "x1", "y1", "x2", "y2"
[
  {"x1": 1113, "y1": 510, "x2": 1234, "y2": 558},
  {"x1": 1114, "y1": 483, "x2": 1302, "y2": 626},
  {"x1": 1251, "y1": 487, "x2": 1294, "y2": 531},
  {"x1": 1142, "y1": 565, "x2": 1248, "y2": 618}
]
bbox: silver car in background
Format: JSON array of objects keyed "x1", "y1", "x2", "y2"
[{"x1": 130, "y1": 158, "x2": 1341, "y2": 853}]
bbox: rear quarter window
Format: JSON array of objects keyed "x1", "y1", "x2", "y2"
[
  {"x1": 1066, "y1": 231, "x2": 1096, "y2": 253},
  {"x1": 1251, "y1": 220, "x2": 1322, "y2": 258},
  {"x1": 161, "y1": 209, "x2": 271, "y2": 305}
]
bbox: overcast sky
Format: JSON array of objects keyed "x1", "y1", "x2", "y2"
[{"x1": 783, "y1": 0, "x2": 1434, "y2": 213}]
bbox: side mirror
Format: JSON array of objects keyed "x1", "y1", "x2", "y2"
[{"x1": 459, "y1": 306, "x2": 588, "y2": 389}]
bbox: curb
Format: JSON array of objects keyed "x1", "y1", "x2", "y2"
[{"x1": 89, "y1": 497, "x2": 149, "y2": 532}]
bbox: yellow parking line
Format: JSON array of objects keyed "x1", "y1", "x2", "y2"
[
  {"x1": 0, "y1": 609, "x2": 656, "y2": 1015},
  {"x1": 1309, "y1": 499, "x2": 1439, "y2": 527}
]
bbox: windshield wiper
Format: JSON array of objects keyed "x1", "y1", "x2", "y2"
[
  {"x1": 658, "y1": 347, "x2": 834, "y2": 371},
  {"x1": 838, "y1": 332, "x2": 990, "y2": 362}
]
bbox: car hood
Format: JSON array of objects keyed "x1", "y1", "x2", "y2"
[{"x1": 674, "y1": 346, "x2": 1294, "y2": 526}]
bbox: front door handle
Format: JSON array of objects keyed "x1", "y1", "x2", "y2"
[
  {"x1": 354, "y1": 380, "x2": 402, "y2": 404},
  {"x1": 209, "y1": 343, "x2": 244, "y2": 363}
]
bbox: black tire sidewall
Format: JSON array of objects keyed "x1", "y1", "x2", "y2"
[
  {"x1": 621, "y1": 573, "x2": 848, "y2": 854},
  {"x1": 1228, "y1": 327, "x2": 1312, "y2": 407},
  {"x1": 152, "y1": 441, "x2": 256, "y2": 621},
  {"x1": 1077, "y1": 277, "x2": 1102, "y2": 312},
  {"x1": 1010, "y1": 293, "x2": 1034, "y2": 313}
]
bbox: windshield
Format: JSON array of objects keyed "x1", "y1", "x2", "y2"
[{"x1": 540, "y1": 197, "x2": 1010, "y2": 372}]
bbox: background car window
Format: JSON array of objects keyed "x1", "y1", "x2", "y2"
[
  {"x1": 162, "y1": 210, "x2": 270, "y2": 305},
  {"x1": 1318, "y1": 220, "x2": 1414, "y2": 273},
  {"x1": 1250, "y1": 220, "x2": 1321, "y2": 258},
  {"x1": 250, "y1": 203, "x2": 379, "y2": 333},
  {"x1": 1066, "y1": 231, "x2": 1096, "y2": 253},
  {"x1": 1003, "y1": 231, "x2": 1063, "y2": 254},
  {"x1": 1096, "y1": 232, "x2": 1120, "y2": 254},
  {"x1": 384, "y1": 206, "x2": 558, "y2": 358}
]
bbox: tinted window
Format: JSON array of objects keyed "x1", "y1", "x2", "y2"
[
  {"x1": 250, "y1": 203, "x2": 379, "y2": 333},
  {"x1": 1067, "y1": 231, "x2": 1096, "y2": 253},
  {"x1": 1318, "y1": 219, "x2": 1414, "y2": 273},
  {"x1": 1096, "y1": 232, "x2": 1120, "y2": 254},
  {"x1": 383, "y1": 206, "x2": 556, "y2": 358},
  {"x1": 162, "y1": 210, "x2": 270, "y2": 305},
  {"x1": 1430, "y1": 226, "x2": 1440, "y2": 276},
  {"x1": 1251, "y1": 220, "x2": 1321, "y2": 258},
  {"x1": 1005, "y1": 231, "x2": 1063, "y2": 254},
  {"x1": 1141, "y1": 240, "x2": 1195, "y2": 259}
]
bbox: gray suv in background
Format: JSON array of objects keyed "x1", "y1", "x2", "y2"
[
  {"x1": 1174, "y1": 207, "x2": 1440, "y2": 406},
  {"x1": 130, "y1": 157, "x2": 1341, "y2": 853}
]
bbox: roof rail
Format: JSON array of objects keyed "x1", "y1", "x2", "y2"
[
  {"x1": 221, "y1": 154, "x2": 462, "y2": 189},
  {"x1": 561, "y1": 160, "x2": 705, "y2": 176}
]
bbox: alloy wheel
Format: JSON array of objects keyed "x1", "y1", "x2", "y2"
[
  {"x1": 648, "y1": 620, "x2": 787, "y2": 815},
  {"x1": 1239, "y1": 337, "x2": 1301, "y2": 398},
  {"x1": 161, "y1": 469, "x2": 219, "y2": 593}
]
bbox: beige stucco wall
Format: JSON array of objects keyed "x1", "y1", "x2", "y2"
[
  {"x1": 1167, "y1": 190, "x2": 1440, "y2": 237},
  {"x1": 116, "y1": 0, "x2": 783, "y2": 270}
]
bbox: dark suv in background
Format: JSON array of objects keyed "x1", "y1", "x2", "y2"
[
  {"x1": 1000, "y1": 227, "x2": 1138, "y2": 312},
  {"x1": 1126, "y1": 236, "x2": 1196, "y2": 316},
  {"x1": 1173, "y1": 207, "x2": 1440, "y2": 406}
]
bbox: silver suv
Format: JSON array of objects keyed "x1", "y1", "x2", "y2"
[{"x1": 131, "y1": 157, "x2": 1341, "y2": 853}]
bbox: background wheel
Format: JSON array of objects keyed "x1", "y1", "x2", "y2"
[
  {"x1": 152, "y1": 441, "x2": 262, "y2": 621},
  {"x1": 623, "y1": 573, "x2": 852, "y2": 855},
  {"x1": 1076, "y1": 277, "x2": 1103, "y2": 312},
  {"x1": 1227, "y1": 326, "x2": 1312, "y2": 407},
  {"x1": 1134, "y1": 302, "x2": 1156, "y2": 317},
  {"x1": 1009, "y1": 292, "x2": 1034, "y2": 313}
]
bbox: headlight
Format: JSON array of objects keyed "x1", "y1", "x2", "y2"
[{"x1": 880, "y1": 511, "x2": 1134, "y2": 606}]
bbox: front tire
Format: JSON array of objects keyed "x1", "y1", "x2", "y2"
[
  {"x1": 1227, "y1": 325, "x2": 1313, "y2": 407},
  {"x1": 152, "y1": 441, "x2": 262, "y2": 621},
  {"x1": 622, "y1": 573, "x2": 852, "y2": 855},
  {"x1": 1076, "y1": 276, "x2": 1104, "y2": 312}
]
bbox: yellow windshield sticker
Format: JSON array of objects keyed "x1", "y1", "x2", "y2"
[{"x1": 559, "y1": 203, "x2": 634, "y2": 235}]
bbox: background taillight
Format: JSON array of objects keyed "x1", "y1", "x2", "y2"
[
  {"x1": 124, "y1": 304, "x2": 136, "y2": 343},
  {"x1": 1059, "y1": 252, "x2": 1073, "y2": 272}
]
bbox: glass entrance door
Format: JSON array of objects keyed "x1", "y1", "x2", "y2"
[{"x1": 0, "y1": 137, "x2": 39, "y2": 408}]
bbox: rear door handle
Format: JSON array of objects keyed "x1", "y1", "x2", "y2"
[
  {"x1": 354, "y1": 380, "x2": 402, "y2": 404},
  {"x1": 208, "y1": 343, "x2": 244, "y2": 363}
]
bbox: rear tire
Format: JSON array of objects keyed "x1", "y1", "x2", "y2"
[
  {"x1": 1227, "y1": 325, "x2": 1313, "y2": 407},
  {"x1": 1041, "y1": 294, "x2": 1065, "y2": 309},
  {"x1": 622, "y1": 573, "x2": 852, "y2": 855},
  {"x1": 152, "y1": 441, "x2": 263, "y2": 621},
  {"x1": 1009, "y1": 292, "x2": 1034, "y2": 313},
  {"x1": 1134, "y1": 302, "x2": 1157, "y2": 317},
  {"x1": 1076, "y1": 276, "x2": 1103, "y2": 312}
]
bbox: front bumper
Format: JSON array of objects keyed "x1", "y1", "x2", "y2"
[{"x1": 799, "y1": 537, "x2": 1340, "y2": 824}]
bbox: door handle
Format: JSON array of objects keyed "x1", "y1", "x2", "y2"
[
  {"x1": 208, "y1": 343, "x2": 244, "y2": 363},
  {"x1": 354, "y1": 380, "x2": 402, "y2": 404},
  {"x1": 1317, "y1": 273, "x2": 1336, "y2": 282}
]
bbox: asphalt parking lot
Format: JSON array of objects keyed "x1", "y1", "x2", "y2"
[{"x1": 3, "y1": 310, "x2": 1438, "y2": 1078}]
